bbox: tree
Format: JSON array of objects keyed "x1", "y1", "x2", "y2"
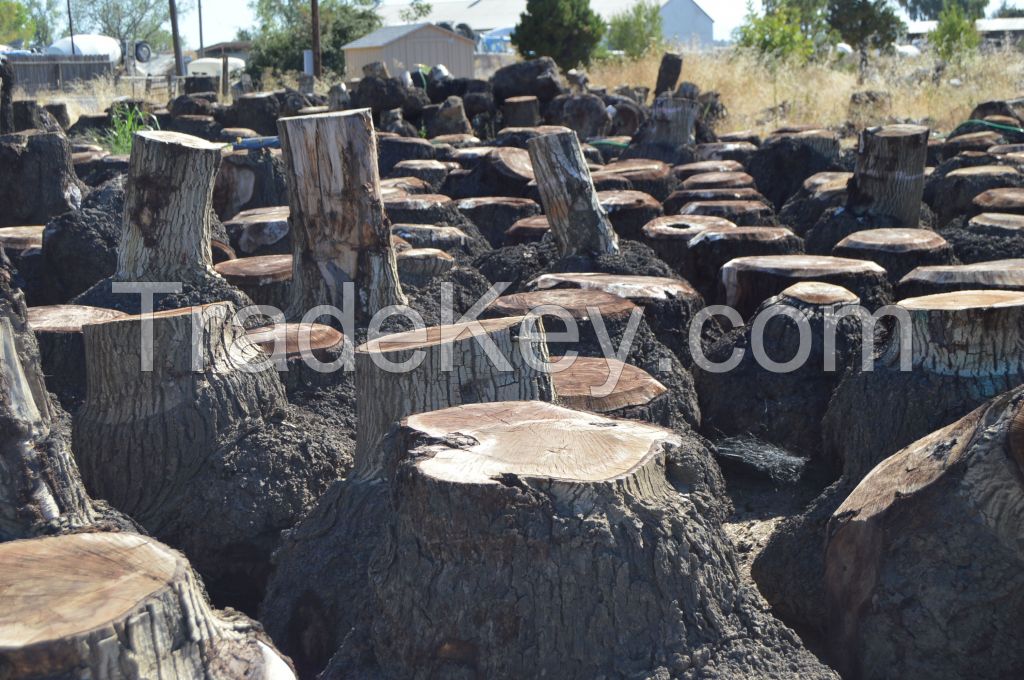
[
  {"x1": 18, "y1": 0, "x2": 60, "y2": 46},
  {"x1": 606, "y1": 0, "x2": 662, "y2": 58},
  {"x1": 993, "y1": 1, "x2": 1024, "y2": 18},
  {"x1": 1, "y1": 1, "x2": 36, "y2": 45},
  {"x1": 827, "y1": 0, "x2": 905, "y2": 80},
  {"x1": 68, "y1": 0, "x2": 187, "y2": 51},
  {"x1": 246, "y1": 0, "x2": 380, "y2": 76},
  {"x1": 399, "y1": 0, "x2": 432, "y2": 23},
  {"x1": 511, "y1": 0, "x2": 605, "y2": 68},
  {"x1": 735, "y1": 2, "x2": 816, "y2": 63},
  {"x1": 896, "y1": 0, "x2": 986, "y2": 20},
  {"x1": 930, "y1": 1, "x2": 980, "y2": 62}
]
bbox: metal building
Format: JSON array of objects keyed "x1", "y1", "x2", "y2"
[{"x1": 342, "y1": 23, "x2": 477, "y2": 79}]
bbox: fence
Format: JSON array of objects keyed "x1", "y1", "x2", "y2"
[{"x1": 7, "y1": 54, "x2": 113, "y2": 94}]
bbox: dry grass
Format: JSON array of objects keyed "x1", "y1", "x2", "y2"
[{"x1": 588, "y1": 47, "x2": 1024, "y2": 136}]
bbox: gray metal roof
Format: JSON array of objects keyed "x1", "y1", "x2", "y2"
[{"x1": 343, "y1": 23, "x2": 475, "y2": 49}]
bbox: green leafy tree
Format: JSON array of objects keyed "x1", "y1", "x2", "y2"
[
  {"x1": 1, "y1": 1, "x2": 36, "y2": 45},
  {"x1": 896, "y1": 0, "x2": 986, "y2": 20},
  {"x1": 827, "y1": 0, "x2": 905, "y2": 80},
  {"x1": 399, "y1": 0, "x2": 432, "y2": 23},
  {"x1": 930, "y1": 1, "x2": 980, "y2": 62},
  {"x1": 735, "y1": 2, "x2": 816, "y2": 63},
  {"x1": 993, "y1": 1, "x2": 1024, "y2": 18},
  {"x1": 606, "y1": 0, "x2": 663, "y2": 58},
  {"x1": 17, "y1": 0, "x2": 60, "y2": 46},
  {"x1": 511, "y1": 0, "x2": 605, "y2": 68},
  {"x1": 246, "y1": 0, "x2": 380, "y2": 76}
]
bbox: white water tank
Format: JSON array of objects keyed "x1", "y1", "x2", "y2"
[{"x1": 47, "y1": 34, "x2": 122, "y2": 62}]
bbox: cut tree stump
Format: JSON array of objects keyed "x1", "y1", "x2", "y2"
[
  {"x1": 679, "y1": 199, "x2": 775, "y2": 226},
  {"x1": 971, "y1": 186, "x2": 1024, "y2": 214},
  {"x1": 386, "y1": 159, "x2": 451, "y2": 191},
  {"x1": 0, "y1": 130, "x2": 84, "y2": 228},
  {"x1": 695, "y1": 140, "x2": 758, "y2": 164},
  {"x1": 383, "y1": 193, "x2": 459, "y2": 225},
  {"x1": 897, "y1": 259, "x2": 1024, "y2": 297},
  {"x1": 214, "y1": 253, "x2": 293, "y2": 309},
  {"x1": 672, "y1": 159, "x2": 744, "y2": 181},
  {"x1": 597, "y1": 189, "x2": 664, "y2": 239},
  {"x1": 278, "y1": 109, "x2": 406, "y2": 323},
  {"x1": 938, "y1": 211, "x2": 1024, "y2": 263},
  {"x1": 654, "y1": 52, "x2": 683, "y2": 96},
  {"x1": 779, "y1": 171, "x2": 853, "y2": 237},
  {"x1": 721, "y1": 254, "x2": 892, "y2": 317},
  {"x1": 261, "y1": 315, "x2": 555, "y2": 675},
  {"x1": 360, "y1": 400, "x2": 838, "y2": 680},
  {"x1": 395, "y1": 247, "x2": 455, "y2": 286},
  {"x1": 824, "y1": 390, "x2": 1024, "y2": 680},
  {"x1": 0, "y1": 226, "x2": 43, "y2": 253},
  {"x1": 246, "y1": 321, "x2": 346, "y2": 392},
  {"x1": 527, "y1": 129, "x2": 619, "y2": 257},
  {"x1": 832, "y1": 228, "x2": 956, "y2": 284},
  {"x1": 640, "y1": 214, "x2": 736, "y2": 275},
  {"x1": 622, "y1": 96, "x2": 700, "y2": 164},
  {"x1": 846, "y1": 125, "x2": 929, "y2": 227},
  {"x1": 924, "y1": 164, "x2": 1023, "y2": 227},
  {"x1": 0, "y1": 532, "x2": 294, "y2": 679},
  {"x1": 391, "y1": 224, "x2": 469, "y2": 251},
  {"x1": 664, "y1": 187, "x2": 769, "y2": 215},
  {"x1": 552, "y1": 355, "x2": 669, "y2": 420},
  {"x1": 601, "y1": 159, "x2": 676, "y2": 200},
  {"x1": 502, "y1": 95, "x2": 540, "y2": 127},
  {"x1": 223, "y1": 205, "x2": 291, "y2": 257},
  {"x1": 682, "y1": 171, "x2": 755, "y2": 190},
  {"x1": 505, "y1": 215, "x2": 550, "y2": 244},
  {"x1": 74, "y1": 131, "x2": 252, "y2": 315},
  {"x1": 686, "y1": 226, "x2": 804, "y2": 302}
]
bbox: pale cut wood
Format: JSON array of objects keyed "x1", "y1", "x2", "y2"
[
  {"x1": 898, "y1": 259, "x2": 1024, "y2": 295},
  {"x1": 528, "y1": 272, "x2": 698, "y2": 304},
  {"x1": 246, "y1": 322, "x2": 344, "y2": 360},
  {"x1": 0, "y1": 226, "x2": 43, "y2": 252},
  {"x1": 835, "y1": 228, "x2": 948, "y2": 253},
  {"x1": 26, "y1": 305, "x2": 127, "y2": 333},
  {"x1": 682, "y1": 171, "x2": 755, "y2": 190},
  {"x1": 552, "y1": 356, "x2": 668, "y2": 413},
  {"x1": 214, "y1": 253, "x2": 293, "y2": 286},
  {"x1": 223, "y1": 205, "x2": 290, "y2": 256},
  {"x1": 672, "y1": 160, "x2": 744, "y2": 181},
  {"x1": 847, "y1": 125, "x2": 929, "y2": 227},
  {"x1": 489, "y1": 288, "x2": 638, "y2": 321},
  {"x1": 779, "y1": 281, "x2": 859, "y2": 306},
  {"x1": 395, "y1": 247, "x2": 454, "y2": 286},
  {"x1": 277, "y1": 109, "x2": 406, "y2": 323},
  {"x1": 527, "y1": 129, "x2": 619, "y2": 257},
  {"x1": 390, "y1": 224, "x2": 468, "y2": 251},
  {"x1": 968, "y1": 212, "x2": 1024, "y2": 235},
  {"x1": 0, "y1": 532, "x2": 294, "y2": 679}
]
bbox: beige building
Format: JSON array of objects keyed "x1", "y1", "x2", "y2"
[{"x1": 342, "y1": 23, "x2": 476, "y2": 79}]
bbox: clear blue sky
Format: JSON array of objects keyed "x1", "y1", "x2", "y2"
[{"x1": 175, "y1": 0, "x2": 1024, "y2": 48}]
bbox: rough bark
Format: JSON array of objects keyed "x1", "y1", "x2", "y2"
[
  {"x1": 343, "y1": 401, "x2": 838, "y2": 680},
  {"x1": 527, "y1": 130, "x2": 619, "y2": 257},
  {"x1": 0, "y1": 532, "x2": 295, "y2": 679},
  {"x1": 261, "y1": 316, "x2": 556, "y2": 675},
  {"x1": 897, "y1": 258, "x2": 1024, "y2": 297},
  {"x1": 825, "y1": 390, "x2": 1024, "y2": 680},
  {"x1": 686, "y1": 227, "x2": 805, "y2": 303},
  {"x1": 278, "y1": 109, "x2": 407, "y2": 324},
  {"x1": 621, "y1": 96, "x2": 699, "y2": 164},
  {"x1": 846, "y1": 125, "x2": 929, "y2": 227},
  {"x1": 598, "y1": 189, "x2": 664, "y2": 240},
  {"x1": 501, "y1": 95, "x2": 540, "y2": 128},
  {"x1": 0, "y1": 131, "x2": 84, "y2": 228},
  {"x1": 936, "y1": 212, "x2": 1024, "y2": 264},
  {"x1": 654, "y1": 52, "x2": 683, "y2": 96},
  {"x1": 639, "y1": 214, "x2": 737, "y2": 275}
]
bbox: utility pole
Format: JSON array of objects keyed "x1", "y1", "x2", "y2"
[
  {"x1": 169, "y1": 0, "x2": 184, "y2": 77},
  {"x1": 198, "y1": 0, "x2": 205, "y2": 58},
  {"x1": 66, "y1": 0, "x2": 75, "y2": 55},
  {"x1": 311, "y1": 0, "x2": 322, "y2": 78}
]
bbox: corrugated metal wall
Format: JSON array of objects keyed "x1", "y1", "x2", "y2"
[{"x1": 345, "y1": 27, "x2": 475, "y2": 79}]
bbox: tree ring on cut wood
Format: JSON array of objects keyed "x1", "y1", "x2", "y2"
[{"x1": 552, "y1": 356, "x2": 667, "y2": 414}]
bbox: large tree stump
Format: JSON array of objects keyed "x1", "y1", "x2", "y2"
[
  {"x1": 640, "y1": 214, "x2": 736, "y2": 275},
  {"x1": 0, "y1": 131, "x2": 85, "y2": 228},
  {"x1": 846, "y1": 125, "x2": 929, "y2": 227},
  {"x1": 261, "y1": 316, "x2": 556, "y2": 675},
  {"x1": 601, "y1": 159, "x2": 675, "y2": 201},
  {"x1": 552, "y1": 355, "x2": 670, "y2": 423},
  {"x1": 75, "y1": 131, "x2": 251, "y2": 314},
  {"x1": 621, "y1": 96, "x2": 700, "y2": 164},
  {"x1": 924, "y1": 164, "x2": 1023, "y2": 227},
  {"x1": 223, "y1": 205, "x2": 291, "y2": 257},
  {"x1": 278, "y1": 109, "x2": 406, "y2": 324},
  {"x1": 527, "y1": 129, "x2": 619, "y2": 257},
  {"x1": 825, "y1": 390, "x2": 1024, "y2": 680},
  {"x1": 937, "y1": 211, "x2": 1024, "y2": 264},
  {"x1": 598, "y1": 189, "x2": 664, "y2": 239},
  {"x1": 679, "y1": 199, "x2": 775, "y2": 226},
  {"x1": 779, "y1": 171, "x2": 853, "y2": 237},
  {"x1": 502, "y1": 95, "x2": 540, "y2": 127},
  {"x1": 74, "y1": 301, "x2": 349, "y2": 610},
  {"x1": 0, "y1": 532, "x2": 294, "y2": 679},
  {"x1": 897, "y1": 258, "x2": 1024, "y2": 297},
  {"x1": 832, "y1": 227, "x2": 956, "y2": 285},
  {"x1": 356, "y1": 401, "x2": 837, "y2": 680},
  {"x1": 214, "y1": 253, "x2": 293, "y2": 309},
  {"x1": 686, "y1": 227, "x2": 805, "y2": 303}
]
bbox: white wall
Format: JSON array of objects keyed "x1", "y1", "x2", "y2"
[{"x1": 660, "y1": 0, "x2": 713, "y2": 48}]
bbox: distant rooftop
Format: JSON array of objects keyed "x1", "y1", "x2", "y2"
[
  {"x1": 907, "y1": 17, "x2": 1024, "y2": 35},
  {"x1": 343, "y1": 22, "x2": 475, "y2": 49}
]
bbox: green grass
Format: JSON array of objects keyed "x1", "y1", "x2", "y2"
[{"x1": 95, "y1": 105, "x2": 159, "y2": 155}]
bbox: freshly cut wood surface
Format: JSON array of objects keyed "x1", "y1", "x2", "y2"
[
  {"x1": 899, "y1": 289, "x2": 1024, "y2": 311},
  {"x1": 360, "y1": 316, "x2": 524, "y2": 354},
  {"x1": 688, "y1": 226, "x2": 796, "y2": 246},
  {"x1": 968, "y1": 212, "x2": 1024, "y2": 235},
  {"x1": 973, "y1": 187, "x2": 1024, "y2": 212},
  {"x1": 835, "y1": 228, "x2": 948, "y2": 252},
  {"x1": 552, "y1": 356, "x2": 667, "y2": 413},
  {"x1": 946, "y1": 164, "x2": 1019, "y2": 178},
  {"x1": 641, "y1": 214, "x2": 737, "y2": 239},
  {"x1": 0, "y1": 226, "x2": 43, "y2": 251},
  {"x1": 528, "y1": 272, "x2": 698, "y2": 303},
  {"x1": 724, "y1": 254, "x2": 885, "y2": 278},
  {"x1": 682, "y1": 171, "x2": 755, "y2": 190},
  {"x1": 900, "y1": 259, "x2": 1024, "y2": 290},
  {"x1": 489, "y1": 289, "x2": 638, "y2": 320},
  {"x1": 246, "y1": 322, "x2": 344, "y2": 358},
  {"x1": 215, "y1": 254, "x2": 293, "y2": 285},
  {"x1": 779, "y1": 281, "x2": 859, "y2": 305},
  {"x1": 408, "y1": 400, "x2": 673, "y2": 484},
  {"x1": 27, "y1": 305, "x2": 128, "y2": 333}
]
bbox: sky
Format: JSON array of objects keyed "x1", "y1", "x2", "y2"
[{"x1": 175, "y1": 0, "x2": 1024, "y2": 49}]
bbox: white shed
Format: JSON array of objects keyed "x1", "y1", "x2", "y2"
[{"x1": 343, "y1": 23, "x2": 477, "y2": 79}]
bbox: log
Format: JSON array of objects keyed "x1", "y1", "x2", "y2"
[
  {"x1": 277, "y1": 109, "x2": 406, "y2": 323},
  {"x1": 597, "y1": 189, "x2": 664, "y2": 239},
  {"x1": 552, "y1": 355, "x2": 668, "y2": 417},
  {"x1": 363, "y1": 400, "x2": 837, "y2": 679},
  {"x1": 654, "y1": 51, "x2": 683, "y2": 96},
  {"x1": 527, "y1": 129, "x2": 619, "y2": 257},
  {"x1": 686, "y1": 226, "x2": 804, "y2": 303},
  {"x1": 832, "y1": 227, "x2": 955, "y2": 284},
  {"x1": 897, "y1": 258, "x2": 1024, "y2": 297},
  {"x1": 502, "y1": 95, "x2": 540, "y2": 127},
  {"x1": 261, "y1": 315, "x2": 556, "y2": 674},
  {"x1": 621, "y1": 95, "x2": 700, "y2": 164},
  {"x1": 846, "y1": 124, "x2": 930, "y2": 227},
  {"x1": 0, "y1": 532, "x2": 294, "y2": 679},
  {"x1": 824, "y1": 391, "x2": 1024, "y2": 679}
]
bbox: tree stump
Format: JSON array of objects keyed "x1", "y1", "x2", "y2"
[
  {"x1": 679, "y1": 199, "x2": 775, "y2": 226},
  {"x1": 505, "y1": 215, "x2": 550, "y2": 244},
  {"x1": 654, "y1": 51, "x2": 683, "y2": 96},
  {"x1": 687, "y1": 227, "x2": 805, "y2": 303},
  {"x1": 938, "y1": 212, "x2": 1024, "y2": 263},
  {"x1": 640, "y1": 214, "x2": 736, "y2": 275},
  {"x1": 721, "y1": 254, "x2": 892, "y2": 318},
  {"x1": 377, "y1": 136, "x2": 436, "y2": 176},
  {"x1": 0, "y1": 226, "x2": 43, "y2": 253},
  {"x1": 502, "y1": 95, "x2": 540, "y2": 127},
  {"x1": 74, "y1": 131, "x2": 251, "y2": 315},
  {"x1": 386, "y1": 159, "x2": 451, "y2": 191},
  {"x1": 664, "y1": 187, "x2": 769, "y2": 215},
  {"x1": 380, "y1": 175, "x2": 432, "y2": 197},
  {"x1": 897, "y1": 259, "x2": 1024, "y2": 297},
  {"x1": 527, "y1": 130, "x2": 619, "y2": 257},
  {"x1": 695, "y1": 140, "x2": 758, "y2": 164},
  {"x1": 824, "y1": 390, "x2": 1024, "y2": 680},
  {"x1": 360, "y1": 401, "x2": 837, "y2": 680},
  {"x1": 682, "y1": 170, "x2": 755, "y2": 190},
  {"x1": 391, "y1": 224, "x2": 470, "y2": 252},
  {"x1": 455, "y1": 195, "x2": 540, "y2": 247},
  {"x1": 601, "y1": 159, "x2": 676, "y2": 200},
  {"x1": 278, "y1": 110, "x2": 406, "y2": 324},
  {"x1": 552, "y1": 355, "x2": 670, "y2": 422},
  {"x1": 0, "y1": 532, "x2": 294, "y2": 679},
  {"x1": 26, "y1": 304, "x2": 128, "y2": 409},
  {"x1": 597, "y1": 189, "x2": 664, "y2": 239},
  {"x1": 621, "y1": 96, "x2": 700, "y2": 164},
  {"x1": 396, "y1": 247, "x2": 455, "y2": 286},
  {"x1": 0, "y1": 131, "x2": 84, "y2": 228},
  {"x1": 672, "y1": 159, "x2": 744, "y2": 181},
  {"x1": 246, "y1": 321, "x2": 346, "y2": 393},
  {"x1": 778, "y1": 171, "x2": 853, "y2": 237},
  {"x1": 214, "y1": 254, "x2": 293, "y2": 310},
  {"x1": 832, "y1": 228, "x2": 956, "y2": 285},
  {"x1": 747, "y1": 131, "x2": 841, "y2": 211},
  {"x1": 845, "y1": 125, "x2": 930, "y2": 227},
  {"x1": 261, "y1": 316, "x2": 555, "y2": 675},
  {"x1": 924, "y1": 164, "x2": 1023, "y2": 227},
  {"x1": 223, "y1": 205, "x2": 291, "y2": 257},
  {"x1": 942, "y1": 130, "x2": 1004, "y2": 159},
  {"x1": 972, "y1": 186, "x2": 1024, "y2": 215}
]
